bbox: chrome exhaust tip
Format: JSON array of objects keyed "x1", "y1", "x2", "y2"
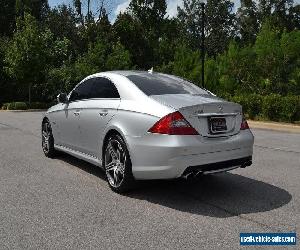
[
  {"x1": 182, "y1": 171, "x2": 195, "y2": 180},
  {"x1": 194, "y1": 169, "x2": 203, "y2": 178},
  {"x1": 182, "y1": 170, "x2": 203, "y2": 180},
  {"x1": 241, "y1": 160, "x2": 252, "y2": 168}
]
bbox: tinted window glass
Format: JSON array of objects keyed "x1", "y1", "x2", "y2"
[
  {"x1": 90, "y1": 77, "x2": 120, "y2": 99},
  {"x1": 127, "y1": 74, "x2": 209, "y2": 96},
  {"x1": 69, "y1": 79, "x2": 94, "y2": 102}
]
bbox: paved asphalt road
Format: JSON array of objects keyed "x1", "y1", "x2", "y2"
[{"x1": 0, "y1": 111, "x2": 299, "y2": 249}]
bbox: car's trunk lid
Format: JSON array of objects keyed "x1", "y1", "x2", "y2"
[{"x1": 151, "y1": 94, "x2": 243, "y2": 137}]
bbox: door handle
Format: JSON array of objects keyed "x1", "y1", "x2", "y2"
[{"x1": 99, "y1": 110, "x2": 108, "y2": 117}]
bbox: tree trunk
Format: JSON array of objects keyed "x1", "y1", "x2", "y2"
[
  {"x1": 87, "y1": 0, "x2": 91, "y2": 23},
  {"x1": 28, "y1": 83, "x2": 31, "y2": 106}
]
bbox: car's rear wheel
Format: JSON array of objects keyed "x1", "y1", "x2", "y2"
[
  {"x1": 42, "y1": 119, "x2": 56, "y2": 158},
  {"x1": 104, "y1": 134, "x2": 135, "y2": 193}
]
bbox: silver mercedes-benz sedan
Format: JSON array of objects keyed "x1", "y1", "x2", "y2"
[{"x1": 42, "y1": 70, "x2": 254, "y2": 192}]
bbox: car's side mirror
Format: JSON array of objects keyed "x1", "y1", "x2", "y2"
[{"x1": 57, "y1": 93, "x2": 68, "y2": 103}]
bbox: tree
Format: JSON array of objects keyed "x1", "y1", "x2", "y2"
[
  {"x1": 177, "y1": 0, "x2": 204, "y2": 49},
  {"x1": 280, "y1": 29, "x2": 300, "y2": 93},
  {"x1": 253, "y1": 21, "x2": 300, "y2": 95},
  {"x1": 254, "y1": 21, "x2": 285, "y2": 94},
  {"x1": 47, "y1": 38, "x2": 133, "y2": 95},
  {"x1": 45, "y1": 4, "x2": 81, "y2": 56},
  {"x1": 257, "y1": 0, "x2": 295, "y2": 30},
  {"x1": 272, "y1": 0, "x2": 294, "y2": 30},
  {"x1": 205, "y1": 0, "x2": 236, "y2": 57},
  {"x1": 257, "y1": 0, "x2": 272, "y2": 21},
  {"x1": 289, "y1": 4, "x2": 300, "y2": 30},
  {"x1": 16, "y1": 0, "x2": 49, "y2": 21},
  {"x1": 129, "y1": 0, "x2": 167, "y2": 35},
  {"x1": 237, "y1": 0, "x2": 259, "y2": 45},
  {"x1": 172, "y1": 44, "x2": 201, "y2": 84},
  {"x1": 178, "y1": 0, "x2": 236, "y2": 56},
  {"x1": 106, "y1": 42, "x2": 132, "y2": 70},
  {"x1": 128, "y1": 0, "x2": 167, "y2": 63},
  {"x1": 5, "y1": 14, "x2": 70, "y2": 104},
  {"x1": 73, "y1": 0, "x2": 84, "y2": 26},
  {"x1": 0, "y1": 0, "x2": 15, "y2": 36},
  {"x1": 217, "y1": 42, "x2": 257, "y2": 95},
  {"x1": 96, "y1": 8, "x2": 111, "y2": 38},
  {"x1": 73, "y1": 0, "x2": 110, "y2": 27},
  {"x1": 73, "y1": 39, "x2": 132, "y2": 79},
  {"x1": 72, "y1": 1, "x2": 112, "y2": 48},
  {"x1": 113, "y1": 13, "x2": 152, "y2": 68},
  {"x1": 0, "y1": 38, "x2": 13, "y2": 105},
  {"x1": 156, "y1": 18, "x2": 184, "y2": 66}
]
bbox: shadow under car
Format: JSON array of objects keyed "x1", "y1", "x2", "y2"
[{"x1": 56, "y1": 153, "x2": 292, "y2": 218}]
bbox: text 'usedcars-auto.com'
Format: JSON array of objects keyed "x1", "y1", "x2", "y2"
[{"x1": 42, "y1": 71, "x2": 254, "y2": 192}]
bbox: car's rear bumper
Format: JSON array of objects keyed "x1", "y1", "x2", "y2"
[{"x1": 125, "y1": 129, "x2": 254, "y2": 180}]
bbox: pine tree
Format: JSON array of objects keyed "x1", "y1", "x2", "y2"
[
  {"x1": 0, "y1": 0, "x2": 16, "y2": 36},
  {"x1": 16, "y1": 0, "x2": 49, "y2": 21},
  {"x1": 129, "y1": 0, "x2": 167, "y2": 37},
  {"x1": 258, "y1": 0, "x2": 294, "y2": 30},
  {"x1": 205, "y1": 0, "x2": 236, "y2": 57},
  {"x1": 237, "y1": 0, "x2": 259, "y2": 45},
  {"x1": 178, "y1": 0, "x2": 236, "y2": 56},
  {"x1": 177, "y1": 0, "x2": 203, "y2": 49}
]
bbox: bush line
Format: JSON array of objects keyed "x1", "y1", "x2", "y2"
[
  {"x1": 227, "y1": 94, "x2": 300, "y2": 123},
  {"x1": 1, "y1": 102, "x2": 50, "y2": 110},
  {"x1": 1, "y1": 96, "x2": 300, "y2": 123}
]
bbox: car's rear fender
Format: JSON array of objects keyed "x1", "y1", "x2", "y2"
[{"x1": 99, "y1": 108, "x2": 171, "y2": 164}]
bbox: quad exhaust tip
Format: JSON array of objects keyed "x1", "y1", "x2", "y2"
[
  {"x1": 182, "y1": 160, "x2": 253, "y2": 180},
  {"x1": 241, "y1": 160, "x2": 252, "y2": 168},
  {"x1": 182, "y1": 170, "x2": 203, "y2": 180}
]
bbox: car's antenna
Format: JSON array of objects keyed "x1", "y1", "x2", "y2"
[{"x1": 148, "y1": 67, "x2": 153, "y2": 74}]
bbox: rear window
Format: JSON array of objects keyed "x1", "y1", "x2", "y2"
[{"x1": 127, "y1": 74, "x2": 209, "y2": 96}]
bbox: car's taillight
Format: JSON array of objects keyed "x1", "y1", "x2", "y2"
[
  {"x1": 148, "y1": 111, "x2": 199, "y2": 135},
  {"x1": 241, "y1": 116, "x2": 249, "y2": 130}
]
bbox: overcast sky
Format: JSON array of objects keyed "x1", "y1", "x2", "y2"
[{"x1": 48, "y1": 0, "x2": 300, "y2": 22}]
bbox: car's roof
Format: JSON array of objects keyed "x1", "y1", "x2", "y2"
[{"x1": 106, "y1": 70, "x2": 163, "y2": 77}]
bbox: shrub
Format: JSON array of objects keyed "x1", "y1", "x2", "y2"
[
  {"x1": 280, "y1": 96, "x2": 300, "y2": 122},
  {"x1": 230, "y1": 95, "x2": 248, "y2": 114},
  {"x1": 243, "y1": 94, "x2": 263, "y2": 119},
  {"x1": 230, "y1": 94, "x2": 300, "y2": 122},
  {"x1": 28, "y1": 102, "x2": 49, "y2": 109},
  {"x1": 4, "y1": 102, "x2": 50, "y2": 110},
  {"x1": 14, "y1": 102, "x2": 27, "y2": 110},
  {"x1": 262, "y1": 94, "x2": 284, "y2": 121},
  {"x1": 218, "y1": 92, "x2": 232, "y2": 101},
  {"x1": 1, "y1": 103, "x2": 9, "y2": 110},
  {"x1": 7, "y1": 102, "x2": 16, "y2": 110},
  {"x1": 5, "y1": 102, "x2": 27, "y2": 110}
]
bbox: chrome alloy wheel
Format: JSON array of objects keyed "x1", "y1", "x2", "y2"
[
  {"x1": 42, "y1": 122, "x2": 51, "y2": 154},
  {"x1": 105, "y1": 139, "x2": 127, "y2": 188}
]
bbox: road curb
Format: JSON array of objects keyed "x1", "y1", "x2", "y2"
[
  {"x1": 0, "y1": 109, "x2": 47, "y2": 112},
  {"x1": 248, "y1": 120, "x2": 300, "y2": 133}
]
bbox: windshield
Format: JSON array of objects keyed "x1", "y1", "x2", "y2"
[{"x1": 127, "y1": 73, "x2": 209, "y2": 96}]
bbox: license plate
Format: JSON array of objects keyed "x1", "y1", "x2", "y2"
[{"x1": 209, "y1": 117, "x2": 227, "y2": 133}]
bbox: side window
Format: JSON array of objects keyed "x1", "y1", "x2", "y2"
[
  {"x1": 90, "y1": 77, "x2": 120, "y2": 99},
  {"x1": 69, "y1": 79, "x2": 94, "y2": 102}
]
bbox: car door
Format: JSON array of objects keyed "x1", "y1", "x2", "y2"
[
  {"x1": 57, "y1": 78, "x2": 94, "y2": 151},
  {"x1": 77, "y1": 77, "x2": 121, "y2": 158}
]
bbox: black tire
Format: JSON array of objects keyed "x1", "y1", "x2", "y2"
[
  {"x1": 41, "y1": 119, "x2": 57, "y2": 158},
  {"x1": 104, "y1": 134, "x2": 135, "y2": 193}
]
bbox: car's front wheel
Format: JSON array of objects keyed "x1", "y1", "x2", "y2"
[
  {"x1": 104, "y1": 134, "x2": 135, "y2": 193},
  {"x1": 42, "y1": 119, "x2": 56, "y2": 158}
]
